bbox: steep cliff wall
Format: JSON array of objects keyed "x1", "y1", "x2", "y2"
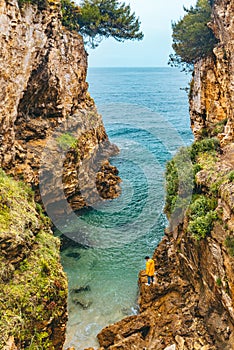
[
  {"x1": 0, "y1": 0, "x2": 121, "y2": 348},
  {"x1": 95, "y1": 0, "x2": 234, "y2": 349},
  {"x1": 190, "y1": 0, "x2": 234, "y2": 145},
  {"x1": 0, "y1": 0, "x2": 120, "y2": 215}
]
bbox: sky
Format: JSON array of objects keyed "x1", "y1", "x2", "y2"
[{"x1": 85, "y1": 0, "x2": 196, "y2": 67}]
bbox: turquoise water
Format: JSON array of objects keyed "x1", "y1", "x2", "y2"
[{"x1": 61, "y1": 67, "x2": 193, "y2": 349}]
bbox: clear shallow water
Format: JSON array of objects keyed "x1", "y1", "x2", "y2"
[{"x1": 60, "y1": 67, "x2": 193, "y2": 349}]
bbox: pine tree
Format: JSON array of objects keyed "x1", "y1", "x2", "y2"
[
  {"x1": 61, "y1": 0, "x2": 143, "y2": 48},
  {"x1": 169, "y1": 0, "x2": 218, "y2": 70}
]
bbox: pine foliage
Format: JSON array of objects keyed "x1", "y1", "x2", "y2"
[
  {"x1": 169, "y1": 0, "x2": 218, "y2": 70},
  {"x1": 75, "y1": 0, "x2": 144, "y2": 48}
]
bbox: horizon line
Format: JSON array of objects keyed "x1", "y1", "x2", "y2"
[{"x1": 88, "y1": 66, "x2": 179, "y2": 69}]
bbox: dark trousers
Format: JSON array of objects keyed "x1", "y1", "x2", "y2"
[{"x1": 147, "y1": 275, "x2": 154, "y2": 284}]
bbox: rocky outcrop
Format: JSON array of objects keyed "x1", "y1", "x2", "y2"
[
  {"x1": 0, "y1": 0, "x2": 120, "y2": 216},
  {"x1": 190, "y1": 0, "x2": 234, "y2": 145},
  {"x1": 94, "y1": 0, "x2": 234, "y2": 349}
]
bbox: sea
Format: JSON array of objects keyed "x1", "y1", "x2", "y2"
[{"x1": 59, "y1": 67, "x2": 193, "y2": 349}]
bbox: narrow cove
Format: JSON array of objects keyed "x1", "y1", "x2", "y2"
[{"x1": 58, "y1": 67, "x2": 193, "y2": 349}]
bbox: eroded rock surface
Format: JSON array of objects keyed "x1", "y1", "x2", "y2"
[{"x1": 0, "y1": 0, "x2": 121, "y2": 216}]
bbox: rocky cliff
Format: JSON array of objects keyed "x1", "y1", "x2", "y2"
[
  {"x1": 190, "y1": 0, "x2": 234, "y2": 145},
  {"x1": 95, "y1": 0, "x2": 234, "y2": 349},
  {"x1": 0, "y1": 0, "x2": 121, "y2": 216},
  {"x1": 0, "y1": 0, "x2": 120, "y2": 348}
]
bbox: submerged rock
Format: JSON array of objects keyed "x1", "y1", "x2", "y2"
[
  {"x1": 70, "y1": 285, "x2": 91, "y2": 294},
  {"x1": 71, "y1": 296, "x2": 93, "y2": 309},
  {"x1": 65, "y1": 251, "x2": 81, "y2": 259}
]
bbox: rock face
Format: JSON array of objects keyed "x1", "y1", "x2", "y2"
[
  {"x1": 95, "y1": 1, "x2": 234, "y2": 349},
  {"x1": 190, "y1": 0, "x2": 234, "y2": 145},
  {"x1": 0, "y1": 0, "x2": 121, "y2": 216},
  {"x1": 0, "y1": 0, "x2": 120, "y2": 348}
]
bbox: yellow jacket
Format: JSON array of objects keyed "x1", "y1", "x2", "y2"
[{"x1": 145, "y1": 258, "x2": 155, "y2": 276}]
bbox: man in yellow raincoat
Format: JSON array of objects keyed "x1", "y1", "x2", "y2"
[{"x1": 145, "y1": 256, "x2": 155, "y2": 286}]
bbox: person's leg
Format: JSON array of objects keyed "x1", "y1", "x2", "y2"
[
  {"x1": 151, "y1": 276, "x2": 154, "y2": 283},
  {"x1": 147, "y1": 276, "x2": 151, "y2": 285}
]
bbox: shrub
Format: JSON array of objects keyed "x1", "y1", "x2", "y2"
[
  {"x1": 57, "y1": 133, "x2": 78, "y2": 151},
  {"x1": 0, "y1": 169, "x2": 67, "y2": 349},
  {"x1": 188, "y1": 195, "x2": 217, "y2": 218},
  {"x1": 165, "y1": 147, "x2": 194, "y2": 217},
  {"x1": 187, "y1": 195, "x2": 218, "y2": 240},
  {"x1": 228, "y1": 171, "x2": 234, "y2": 182},
  {"x1": 165, "y1": 159, "x2": 179, "y2": 215},
  {"x1": 188, "y1": 210, "x2": 217, "y2": 240},
  {"x1": 190, "y1": 137, "x2": 220, "y2": 163}
]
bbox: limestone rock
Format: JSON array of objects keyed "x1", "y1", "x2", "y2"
[
  {"x1": 0, "y1": 0, "x2": 121, "y2": 217},
  {"x1": 189, "y1": 0, "x2": 234, "y2": 145}
]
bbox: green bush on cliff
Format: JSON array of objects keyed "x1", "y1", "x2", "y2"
[
  {"x1": 165, "y1": 159, "x2": 179, "y2": 215},
  {"x1": 228, "y1": 170, "x2": 234, "y2": 182},
  {"x1": 169, "y1": 0, "x2": 218, "y2": 70},
  {"x1": 190, "y1": 137, "x2": 220, "y2": 163},
  {"x1": 225, "y1": 236, "x2": 234, "y2": 256},
  {"x1": 164, "y1": 138, "x2": 220, "y2": 222},
  {"x1": 0, "y1": 169, "x2": 67, "y2": 349},
  {"x1": 57, "y1": 132, "x2": 78, "y2": 151},
  {"x1": 165, "y1": 147, "x2": 194, "y2": 217},
  {"x1": 187, "y1": 195, "x2": 218, "y2": 240}
]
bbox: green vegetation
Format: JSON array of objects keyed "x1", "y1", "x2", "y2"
[
  {"x1": 216, "y1": 277, "x2": 222, "y2": 286},
  {"x1": 211, "y1": 119, "x2": 228, "y2": 136},
  {"x1": 165, "y1": 159, "x2": 179, "y2": 215},
  {"x1": 61, "y1": 0, "x2": 81, "y2": 31},
  {"x1": 164, "y1": 137, "x2": 222, "y2": 240},
  {"x1": 169, "y1": 0, "x2": 218, "y2": 70},
  {"x1": 57, "y1": 132, "x2": 78, "y2": 151},
  {"x1": 187, "y1": 195, "x2": 218, "y2": 240},
  {"x1": 165, "y1": 138, "x2": 220, "y2": 217},
  {"x1": 0, "y1": 170, "x2": 67, "y2": 349},
  {"x1": 190, "y1": 137, "x2": 220, "y2": 163},
  {"x1": 165, "y1": 147, "x2": 194, "y2": 217},
  {"x1": 225, "y1": 236, "x2": 234, "y2": 257},
  {"x1": 228, "y1": 170, "x2": 234, "y2": 182}
]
